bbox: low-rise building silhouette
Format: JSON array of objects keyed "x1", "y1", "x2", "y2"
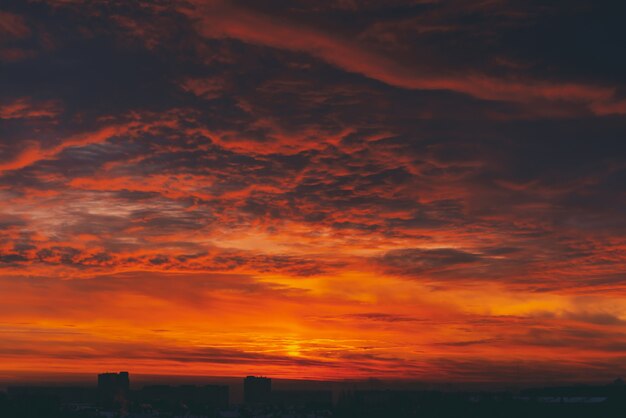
[
  {"x1": 138, "y1": 384, "x2": 229, "y2": 410},
  {"x1": 97, "y1": 371, "x2": 130, "y2": 408},
  {"x1": 244, "y1": 376, "x2": 271, "y2": 404},
  {"x1": 271, "y1": 390, "x2": 333, "y2": 408}
]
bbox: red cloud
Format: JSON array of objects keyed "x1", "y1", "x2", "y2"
[
  {"x1": 0, "y1": 97, "x2": 62, "y2": 119},
  {"x1": 181, "y1": 1, "x2": 622, "y2": 114},
  {"x1": 0, "y1": 11, "x2": 31, "y2": 40}
]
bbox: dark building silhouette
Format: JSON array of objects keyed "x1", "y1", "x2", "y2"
[
  {"x1": 2, "y1": 375, "x2": 626, "y2": 418},
  {"x1": 138, "y1": 384, "x2": 229, "y2": 410},
  {"x1": 244, "y1": 376, "x2": 271, "y2": 404},
  {"x1": 7, "y1": 386, "x2": 96, "y2": 403},
  {"x1": 271, "y1": 390, "x2": 333, "y2": 408},
  {"x1": 97, "y1": 371, "x2": 129, "y2": 408}
]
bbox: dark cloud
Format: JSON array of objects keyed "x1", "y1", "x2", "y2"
[
  {"x1": 380, "y1": 248, "x2": 482, "y2": 276},
  {"x1": 332, "y1": 313, "x2": 422, "y2": 323},
  {"x1": 435, "y1": 339, "x2": 500, "y2": 347}
]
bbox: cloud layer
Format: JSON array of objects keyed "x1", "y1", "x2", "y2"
[{"x1": 1, "y1": 0, "x2": 626, "y2": 382}]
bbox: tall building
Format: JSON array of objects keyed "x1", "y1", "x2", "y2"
[
  {"x1": 97, "y1": 371, "x2": 130, "y2": 408},
  {"x1": 244, "y1": 376, "x2": 271, "y2": 404}
]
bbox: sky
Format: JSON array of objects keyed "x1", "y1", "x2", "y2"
[{"x1": 1, "y1": 0, "x2": 626, "y2": 383}]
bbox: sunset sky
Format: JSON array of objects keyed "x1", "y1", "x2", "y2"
[{"x1": 1, "y1": 0, "x2": 626, "y2": 383}]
